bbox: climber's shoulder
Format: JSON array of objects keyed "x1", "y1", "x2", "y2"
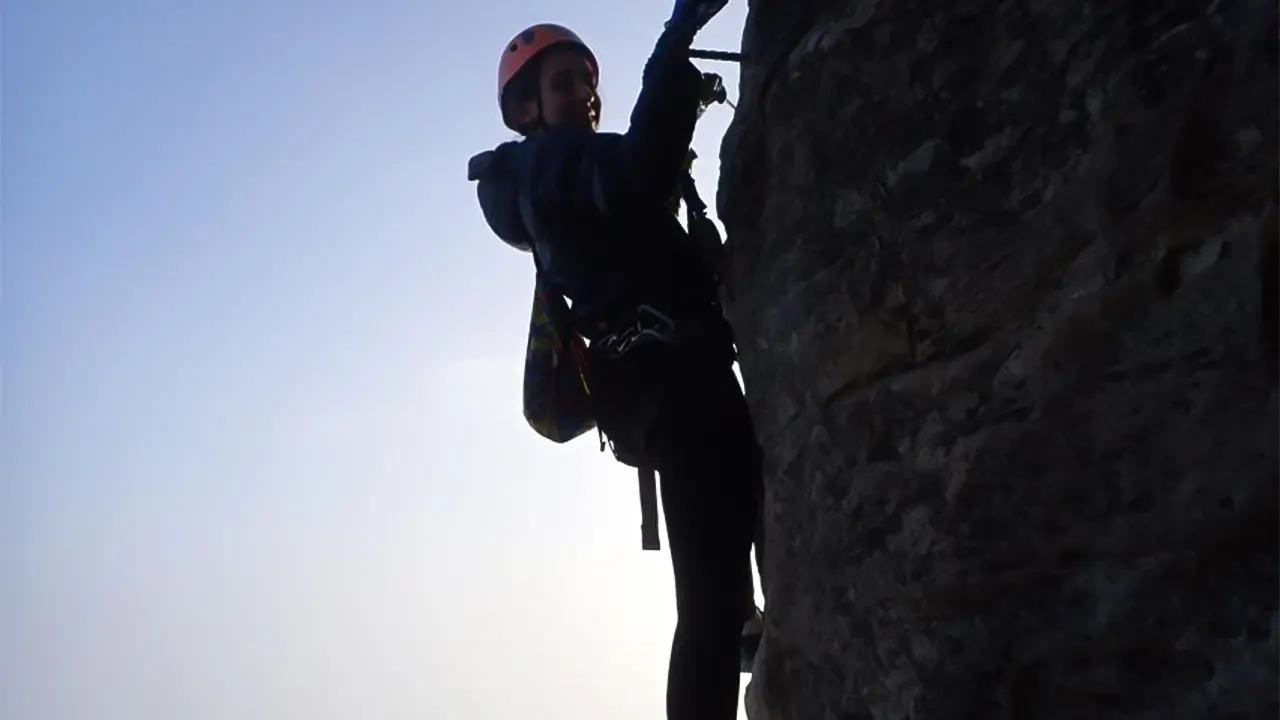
[
  {"x1": 522, "y1": 126, "x2": 626, "y2": 215},
  {"x1": 523, "y1": 124, "x2": 624, "y2": 161}
]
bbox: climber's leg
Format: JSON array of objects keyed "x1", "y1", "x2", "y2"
[{"x1": 656, "y1": 365, "x2": 760, "y2": 720}]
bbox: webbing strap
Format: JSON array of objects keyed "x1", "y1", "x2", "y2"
[{"x1": 638, "y1": 467, "x2": 661, "y2": 551}]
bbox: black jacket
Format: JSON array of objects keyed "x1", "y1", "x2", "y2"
[{"x1": 467, "y1": 29, "x2": 720, "y2": 339}]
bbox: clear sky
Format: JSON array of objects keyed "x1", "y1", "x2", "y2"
[{"x1": 3, "y1": 1, "x2": 754, "y2": 718}]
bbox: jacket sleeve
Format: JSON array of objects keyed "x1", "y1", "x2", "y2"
[{"x1": 524, "y1": 27, "x2": 704, "y2": 218}]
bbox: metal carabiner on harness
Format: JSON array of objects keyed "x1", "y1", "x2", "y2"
[{"x1": 596, "y1": 305, "x2": 678, "y2": 358}]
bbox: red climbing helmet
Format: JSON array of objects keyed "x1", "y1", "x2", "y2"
[{"x1": 497, "y1": 23, "x2": 598, "y2": 130}]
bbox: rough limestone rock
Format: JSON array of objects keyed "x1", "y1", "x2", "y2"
[{"x1": 718, "y1": 0, "x2": 1279, "y2": 718}]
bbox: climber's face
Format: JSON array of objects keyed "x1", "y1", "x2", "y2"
[{"x1": 535, "y1": 47, "x2": 600, "y2": 131}]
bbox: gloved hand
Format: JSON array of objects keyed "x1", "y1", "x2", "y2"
[
  {"x1": 698, "y1": 72, "x2": 728, "y2": 108},
  {"x1": 666, "y1": 0, "x2": 730, "y2": 35}
]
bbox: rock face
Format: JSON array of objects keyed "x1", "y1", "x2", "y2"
[{"x1": 717, "y1": 0, "x2": 1279, "y2": 718}]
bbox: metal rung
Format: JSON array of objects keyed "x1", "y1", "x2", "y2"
[{"x1": 690, "y1": 49, "x2": 742, "y2": 62}]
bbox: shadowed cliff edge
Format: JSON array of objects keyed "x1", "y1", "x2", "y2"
[{"x1": 717, "y1": 0, "x2": 1280, "y2": 717}]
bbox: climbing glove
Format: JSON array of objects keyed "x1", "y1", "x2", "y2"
[{"x1": 666, "y1": 0, "x2": 731, "y2": 36}]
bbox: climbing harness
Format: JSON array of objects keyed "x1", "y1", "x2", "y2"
[
  {"x1": 594, "y1": 302, "x2": 738, "y2": 555},
  {"x1": 596, "y1": 304, "x2": 679, "y2": 358}
]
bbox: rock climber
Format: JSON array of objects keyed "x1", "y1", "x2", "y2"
[{"x1": 466, "y1": 3, "x2": 764, "y2": 719}]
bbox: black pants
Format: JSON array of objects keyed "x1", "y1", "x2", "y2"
[{"x1": 646, "y1": 361, "x2": 763, "y2": 720}]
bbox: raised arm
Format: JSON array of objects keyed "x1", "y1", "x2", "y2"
[{"x1": 523, "y1": 23, "x2": 705, "y2": 218}]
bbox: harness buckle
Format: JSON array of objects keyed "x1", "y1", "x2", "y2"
[{"x1": 596, "y1": 305, "x2": 676, "y2": 358}]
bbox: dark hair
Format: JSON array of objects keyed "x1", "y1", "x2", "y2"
[{"x1": 501, "y1": 53, "x2": 546, "y2": 137}]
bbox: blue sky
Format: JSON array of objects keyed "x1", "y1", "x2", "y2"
[{"x1": 3, "y1": 1, "x2": 752, "y2": 718}]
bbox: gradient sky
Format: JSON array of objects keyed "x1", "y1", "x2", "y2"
[{"x1": 3, "y1": 1, "x2": 754, "y2": 718}]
